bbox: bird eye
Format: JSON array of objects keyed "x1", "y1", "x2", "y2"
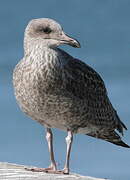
[{"x1": 39, "y1": 27, "x2": 52, "y2": 34}]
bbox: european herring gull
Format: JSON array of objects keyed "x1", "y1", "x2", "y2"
[{"x1": 13, "y1": 18, "x2": 129, "y2": 174}]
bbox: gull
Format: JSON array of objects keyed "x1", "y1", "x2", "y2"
[{"x1": 13, "y1": 18, "x2": 129, "y2": 174}]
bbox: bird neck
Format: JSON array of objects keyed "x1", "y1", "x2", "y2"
[{"x1": 24, "y1": 41, "x2": 69, "y2": 68}]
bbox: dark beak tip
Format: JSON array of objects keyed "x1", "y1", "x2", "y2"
[
  {"x1": 72, "y1": 40, "x2": 81, "y2": 48},
  {"x1": 76, "y1": 43, "x2": 81, "y2": 48},
  {"x1": 61, "y1": 33, "x2": 81, "y2": 48}
]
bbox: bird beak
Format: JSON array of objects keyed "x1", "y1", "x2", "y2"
[{"x1": 60, "y1": 32, "x2": 81, "y2": 48}]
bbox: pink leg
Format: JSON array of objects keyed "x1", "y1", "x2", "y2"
[
  {"x1": 25, "y1": 129, "x2": 73, "y2": 174},
  {"x1": 45, "y1": 128, "x2": 57, "y2": 171},
  {"x1": 25, "y1": 128, "x2": 58, "y2": 173},
  {"x1": 63, "y1": 131, "x2": 73, "y2": 174}
]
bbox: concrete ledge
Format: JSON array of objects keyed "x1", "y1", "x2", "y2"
[{"x1": 0, "y1": 162, "x2": 108, "y2": 180}]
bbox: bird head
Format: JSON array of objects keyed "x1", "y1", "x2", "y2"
[{"x1": 24, "y1": 18, "x2": 80, "y2": 50}]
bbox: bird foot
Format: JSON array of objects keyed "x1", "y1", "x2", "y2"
[
  {"x1": 62, "y1": 167, "x2": 69, "y2": 174},
  {"x1": 25, "y1": 167, "x2": 69, "y2": 174}
]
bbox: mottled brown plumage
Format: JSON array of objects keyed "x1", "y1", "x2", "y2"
[{"x1": 13, "y1": 18, "x2": 129, "y2": 174}]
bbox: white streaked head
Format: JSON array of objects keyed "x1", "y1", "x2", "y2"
[{"x1": 24, "y1": 18, "x2": 80, "y2": 51}]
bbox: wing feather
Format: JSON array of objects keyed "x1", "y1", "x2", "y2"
[{"x1": 62, "y1": 58, "x2": 126, "y2": 134}]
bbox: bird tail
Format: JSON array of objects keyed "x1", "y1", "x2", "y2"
[
  {"x1": 114, "y1": 110, "x2": 127, "y2": 135},
  {"x1": 107, "y1": 139, "x2": 130, "y2": 148},
  {"x1": 87, "y1": 130, "x2": 130, "y2": 148}
]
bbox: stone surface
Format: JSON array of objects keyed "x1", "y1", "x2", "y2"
[{"x1": 0, "y1": 162, "x2": 108, "y2": 180}]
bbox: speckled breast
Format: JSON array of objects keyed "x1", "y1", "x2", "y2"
[{"x1": 13, "y1": 58, "x2": 90, "y2": 132}]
